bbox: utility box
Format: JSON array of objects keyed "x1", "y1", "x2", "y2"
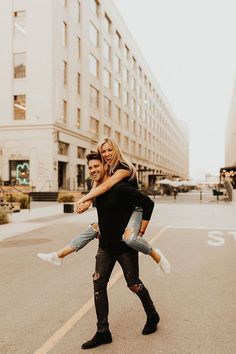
[{"x1": 63, "y1": 203, "x2": 74, "y2": 213}]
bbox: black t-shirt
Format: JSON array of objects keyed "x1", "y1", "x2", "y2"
[
  {"x1": 96, "y1": 181, "x2": 154, "y2": 254},
  {"x1": 109, "y1": 161, "x2": 138, "y2": 189}
]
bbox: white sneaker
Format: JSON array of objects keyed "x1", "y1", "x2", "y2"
[
  {"x1": 37, "y1": 252, "x2": 62, "y2": 266},
  {"x1": 156, "y1": 249, "x2": 170, "y2": 274}
]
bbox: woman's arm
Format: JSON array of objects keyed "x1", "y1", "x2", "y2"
[
  {"x1": 78, "y1": 169, "x2": 130, "y2": 202},
  {"x1": 75, "y1": 200, "x2": 92, "y2": 214}
]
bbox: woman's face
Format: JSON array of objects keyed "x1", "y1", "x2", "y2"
[{"x1": 101, "y1": 142, "x2": 113, "y2": 164}]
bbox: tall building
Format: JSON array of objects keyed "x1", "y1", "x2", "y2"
[
  {"x1": 0, "y1": 0, "x2": 189, "y2": 191},
  {"x1": 225, "y1": 79, "x2": 236, "y2": 167},
  {"x1": 223, "y1": 77, "x2": 236, "y2": 192}
]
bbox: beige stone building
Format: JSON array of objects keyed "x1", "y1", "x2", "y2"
[
  {"x1": 223, "y1": 77, "x2": 236, "y2": 197},
  {"x1": 225, "y1": 79, "x2": 236, "y2": 167},
  {"x1": 0, "y1": 0, "x2": 189, "y2": 192}
]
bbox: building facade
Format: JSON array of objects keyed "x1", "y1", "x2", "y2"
[
  {"x1": 0, "y1": 0, "x2": 189, "y2": 191},
  {"x1": 225, "y1": 79, "x2": 236, "y2": 167}
]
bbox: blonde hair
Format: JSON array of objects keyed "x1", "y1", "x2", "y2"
[{"x1": 97, "y1": 137, "x2": 137, "y2": 180}]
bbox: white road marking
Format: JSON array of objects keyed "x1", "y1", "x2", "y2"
[
  {"x1": 207, "y1": 231, "x2": 225, "y2": 246},
  {"x1": 168, "y1": 225, "x2": 236, "y2": 231},
  {"x1": 33, "y1": 226, "x2": 168, "y2": 354},
  {"x1": 228, "y1": 231, "x2": 236, "y2": 242}
]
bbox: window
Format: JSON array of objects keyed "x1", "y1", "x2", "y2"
[
  {"x1": 104, "y1": 97, "x2": 111, "y2": 117},
  {"x1": 123, "y1": 90, "x2": 129, "y2": 105},
  {"x1": 89, "y1": 0, "x2": 99, "y2": 15},
  {"x1": 10, "y1": 160, "x2": 29, "y2": 185},
  {"x1": 114, "y1": 54, "x2": 120, "y2": 73},
  {"x1": 137, "y1": 85, "x2": 141, "y2": 98},
  {"x1": 14, "y1": 95, "x2": 26, "y2": 120},
  {"x1": 131, "y1": 119, "x2": 136, "y2": 133},
  {"x1": 58, "y1": 142, "x2": 69, "y2": 155},
  {"x1": 77, "y1": 146, "x2": 86, "y2": 159},
  {"x1": 123, "y1": 67, "x2": 128, "y2": 82},
  {"x1": 63, "y1": 100, "x2": 67, "y2": 123},
  {"x1": 103, "y1": 68, "x2": 111, "y2": 89},
  {"x1": 77, "y1": 164, "x2": 85, "y2": 188},
  {"x1": 14, "y1": 11, "x2": 26, "y2": 36},
  {"x1": 131, "y1": 76, "x2": 135, "y2": 91},
  {"x1": 125, "y1": 45, "x2": 129, "y2": 60},
  {"x1": 115, "y1": 131, "x2": 121, "y2": 144},
  {"x1": 130, "y1": 97, "x2": 135, "y2": 112},
  {"x1": 77, "y1": 37, "x2": 81, "y2": 58},
  {"x1": 89, "y1": 54, "x2": 99, "y2": 77},
  {"x1": 14, "y1": 53, "x2": 26, "y2": 78},
  {"x1": 115, "y1": 105, "x2": 121, "y2": 123},
  {"x1": 77, "y1": 1, "x2": 81, "y2": 22},
  {"x1": 90, "y1": 117, "x2": 99, "y2": 135},
  {"x1": 144, "y1": 75, "x2": 147, "y2": 86},
  {"x1": 137, "y1": 104, "x2": 141, "y2": 117},
  {"x1": 114, "y1": 80, "x2": 120, "y2": 98},
  {"x1": 89, "y1": 22, "x2": 99, "y2": 47},
  {"x1": 115, "y1": 31, "x2": 121, "y2": 47},
  {"x1": 104, "y1": 14, "x2": 111, "y2": 33},
  {"x1": 139, "y1": 66, "x2": 142, "y2": 79},
  {"x1": 77, "y1": 73, "x2": 81, "y2": 94},
  {"x1": 124, "y1": 136, "x2": 129, "y2": 150},
  {"x1": 77, "y1": 108, "x2": 81, "y2": 128},
  {"x1": 104, "y1": 124, "x2": 111, "y2": 136},
  {"x1": 103, "y1": 40, "x2": 111, "y2": 61},
  {"x1": 138, "y1": 144, "x2": 142, "y2": 156},
  {"x1": 131, "y1": 140, "x2": 136, "y2": 154},
  {"x1": 131, "y1": 56, "x2": 136, "y2": 70},
  {"x1": 138, "y1": 124, "x2": 142, "y2": 137},
  {"x1": 62, "y1": 22, "x2": 68, "y2": 46},
  {"x1": 90, "y1": 85, "x2": 99, "y2": 109},
  {"x1": 63, "y1": 61, "x2": 67, "y2": 86},
  {"x1": 124, "y1": 113, "x2": 129, "y2": 128}
]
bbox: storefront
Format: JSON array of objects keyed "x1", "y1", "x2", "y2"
[
  {"x1": 9, "y1": 160, "x2": 30, "y2": 185},
  {"x1": 220, "y1": 166, "x2": 236, "y2": 188}
]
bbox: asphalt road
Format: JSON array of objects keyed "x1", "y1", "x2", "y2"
[{"x1": 0, "y1": 192, "x2": 236, "y2": 354}]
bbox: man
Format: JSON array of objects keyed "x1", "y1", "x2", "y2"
[{"x1": 81, "y1": 153, "x2": 159, "y2": 350}]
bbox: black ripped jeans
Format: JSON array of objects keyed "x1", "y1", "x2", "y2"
[{"x1": 93, "y1": 247, "x2": 157, "y2": 333}]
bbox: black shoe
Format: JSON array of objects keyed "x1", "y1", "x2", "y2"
[
  {"x1": 81, "y1": 331, "x2": 112, "y2": 349},
  {"x1": 142, "y1": 311, "x2": 160, "y2": 335}
]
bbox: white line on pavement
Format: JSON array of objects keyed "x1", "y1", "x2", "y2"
[
  {"x1": 33, "y1": 226, "x2": 168, "y2": 354},
  {"x1": 167, "y1": 225, "x2": 236, "y2": 230}
]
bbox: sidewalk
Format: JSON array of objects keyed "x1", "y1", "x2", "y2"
[{"x1": 0, "y1": 202, "x2": 65, "y2": 242}]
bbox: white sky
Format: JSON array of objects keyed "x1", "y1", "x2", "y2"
[{"x1": 113, "y1": 0, "x2": 236, "y2": 179}]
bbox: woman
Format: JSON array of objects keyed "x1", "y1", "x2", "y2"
[{"x1": 37, "y1": 137, "x2": 170, "y2": 274}]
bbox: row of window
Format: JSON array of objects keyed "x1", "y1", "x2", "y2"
[
  {"x1": 13, "y1": 94, "x2": 179, "y2": 168},
  {"x1": 59, "y1": 139, "x2": 172, "y2": 171},
  {"x1": 14, "y1": 5, "x2": 169, "y2": 114},
  {"x1": 63, "y1": 5, "x2": 164, "y2": 102}
]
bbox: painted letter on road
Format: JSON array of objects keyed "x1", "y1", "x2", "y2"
[{"x1": 207, "y1": 231, "x2": 224, "y2": 246}]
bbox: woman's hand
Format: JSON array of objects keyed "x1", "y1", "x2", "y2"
[{"x1": 75, "y1": 200, "x2": 92, "y2": 214}]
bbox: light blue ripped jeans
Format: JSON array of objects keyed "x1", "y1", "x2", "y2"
[{"x1": 68, "y1": 207, "x2": 153, "y2": 255}]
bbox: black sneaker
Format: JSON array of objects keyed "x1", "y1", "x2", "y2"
[
  {"x1": 142, "y1": 311, "x2": 160, "y2": 335},
  {"x1": 81, "y1": 331, "x2": 112, "y2": 349}
]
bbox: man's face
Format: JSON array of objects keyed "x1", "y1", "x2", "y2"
[{"x1": 88, "y1": 159, "x2": 105, "y2": 183}]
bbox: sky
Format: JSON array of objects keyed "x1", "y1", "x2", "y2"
[{"x1": 113, "y1": 0, "x2": 236, "y2": 179}]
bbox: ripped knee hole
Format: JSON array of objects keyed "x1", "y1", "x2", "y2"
[
  {"x1": 129, "y1": 284, "x2": 143, "y2": 293},
  {"x1": 91, "y1": 223, "x2": 100, "y2": 232},
  {"x1": 93, "y1": 272, "x2": 100, "y2": 281},
  {"x1": 123, "y1": 227, "x2": 134, "y2": 240}
]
